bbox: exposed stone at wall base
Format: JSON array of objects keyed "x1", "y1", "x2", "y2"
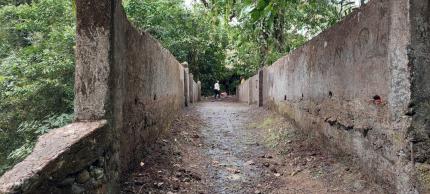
[
  {"x1": 238, "y1": 0, "x2": 429, "y2": 193},
  {"x1": 0, "y1": 0, "x2": 201, "y2": 193},
  {"x1": 0, "y1": 121, "x2": 113, "y2": 194}
]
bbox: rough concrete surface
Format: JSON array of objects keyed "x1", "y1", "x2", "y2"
[
  {"x1": 238, "y1": 79, "x2": 249, "y2": 103},
  {"x1": 0, "y1": 0, "x2": 427, "y2": 193},
  {"x1": 113, "y1": 2, "x2": 186, "y2": 176},
  {"x1": 238, "y1": 0, "x2": 429, "y2": 193},
  {"x1": 409, "y1": 0, "x2": 430, "y2": 192},
  {"x1": 74, "y1": 0, "x2": 112, "y2": 121},
  {"x1": 0, "y1": 0, "x2": 200, "y2": 193},
  {"x1": 0, "y1": 121, "x2": 109, "y2": 194}
]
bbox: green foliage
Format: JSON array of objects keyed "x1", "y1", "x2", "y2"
[
  {"x1": 211, "y1": 0, "x2": 356, "y2": 75},
  {"x1": 122, "y1": 0, "x2": 358, "y2": 93},
  {"x1": 124, "y1": 0, "x2": 231, "y2": 95},
  {"x1": 0, "y1": 0, "x2": 75, "y2": 175},
  {"x1": 0, "y1": 0, "x2": 360, "y2": 176},
  {"x1": 0, "y1": 113, "x2": 74, "y2": 175}
]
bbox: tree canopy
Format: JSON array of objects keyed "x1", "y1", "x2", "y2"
[
  {"x1": 0, "y1": 0, "x2": 75, "y2": 174},
  {"x1": 0, "y1": 0, "x2": 359, "y2": 175},
  {"x1": 123, "y1": 0, "x2": 358, "y2": 93}
]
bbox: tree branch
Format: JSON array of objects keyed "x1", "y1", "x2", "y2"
[{"x1": 200, "y1": 0, "x2": 209, "y2": 8}]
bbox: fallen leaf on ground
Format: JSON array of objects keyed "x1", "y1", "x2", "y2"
[{"x1": 226, "y1": 167, "x2": 241, "y2": 174}]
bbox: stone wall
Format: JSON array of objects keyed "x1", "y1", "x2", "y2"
[
  {"x1": 0, "y1": 121, "x2": 111, "y2": 194},
  {"x1": 197, "y1": 81, "x2": 202, "y2": 101},
  {"x1": 409, "y1": 0, "x2": 430, "y2": 192},
  {"x1": 189, "y1": 73, "x2": 195, "y2": 103},
  {"x1": 238, "y1": 79, "x2": 250, "y2": 103},
  {"x1": 183, "y1": 63, "x2": 190, "y2": 107},
  {"x1": 112, "y1": 1, "x2": 187, "y2": 176},
  {"x1": 250, "y1": 75, "x2": 259, "y2": 105},
  {"x1": 192, "y1": 80, "x2": 199, "y2": 103},
  {"x1": 238, "y1": 74, "x2": 259, "y2": 105},
  {"x1": 238, "y1": 0, "x2": 429, "y2": 193},
  {"x1": 0, "y1": 0, "x2": 200, "y2": 193}
]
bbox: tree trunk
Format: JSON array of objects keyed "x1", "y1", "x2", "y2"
[
  {"x1": 259, "y1": 28, "x2": 269, "y2": 67},
  {"x1": 273, "y1": 9, "x2": 285, "y2": 53}
]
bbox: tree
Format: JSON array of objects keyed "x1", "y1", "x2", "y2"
[
  {"x1": 201, "y1": 0, "x2": 356, "y2": 76},
  {"x1": 0, "y1": 0, "x2": 359, "y2": 175},
  {"x1": 0, "y1": 0, "x2": 75, "y2": 174},
  {"x1": 123, "y1": 0, "x2": 230, "y2": 95}
]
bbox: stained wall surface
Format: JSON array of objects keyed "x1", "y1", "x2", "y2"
[
  {"x1": 238, "y1": 0, "x2": 429, "y2": 193},
  {"x1": 112, "y1": 2, "x2": 186, "y2": 176},
  {"x1": 238, "y1": 79, "x2": 250, "y2": 103},
  {"x1": 193, "y1": 80, "x2": 199, "y2": 103},
  {"x1": 0, "y1": 0, "x2": 200, "y2": 193}
]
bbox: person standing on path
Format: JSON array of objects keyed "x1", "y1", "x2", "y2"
[{"x1": 214, "y1": 81, "x2": 220, "y2": 99}]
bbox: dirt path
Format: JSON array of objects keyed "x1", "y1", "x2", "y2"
[
  {"x1": 121, "y1": 100, "x2": 386, "y2": 194},
  {"x1": 198, "y1": 101, "x2": 269, "y2": 193}
]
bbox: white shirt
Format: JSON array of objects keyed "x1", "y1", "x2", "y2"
[{"x1": 214, "y1": 83, "x2": 220, "y2": 90}]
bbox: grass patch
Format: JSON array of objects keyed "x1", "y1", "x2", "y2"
[
  {"x1": 249, "y1": 115, "x2": 282, "y2": 129},
  {"x1": 252, "y1": 114, "x2": 293, "y2": 151},
  {"x1": 265, "y1": 128, "x2": 290, "y2": 149},
  {"x1": 417, "y1": 163, "x2": 430, "y2": 192}
]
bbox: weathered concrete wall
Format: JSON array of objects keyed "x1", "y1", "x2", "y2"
[
  {"x1": 409, "y1": 0, "x2": 430, "y2": 192},
  {"x1": 197, "y1": 81, "x2": 202, "y2": 101},
  {"x1": 189, "y1": 73, "x2": 194, "y2": 103},
  {"x1": 183, "y1": 62, "x2": 190, "y2": 107},
  {"x1": 184, "y1": 75, "x2": 200, "y2": 104},
  {"x1": 238, "y1": 79, "x2": 250, "y2": 103},
  {"x1": 112, "y1": 1, "x2": 186, "y2": 176},
  {"x1": 261, "y1": 67, "x2": 270, "y2": 106},
  {"x1": 238, "y1": 0, "x2": 430, "y2": 193},
  {"x1": 0, "y1": 0, "x2": 200, "y2": 193},
  {"x1": 250, "y1": 75, "x2": 259, "y2": 105},
  {"x1": 0, "y1": 121, "x2": 111, "y2": 194},
  {"x1": 192, "y1": 80, "x2": 199, "y2": 103},
  {"x1": 238, "y1": 75, "x2": 259, "y2": 105}
]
